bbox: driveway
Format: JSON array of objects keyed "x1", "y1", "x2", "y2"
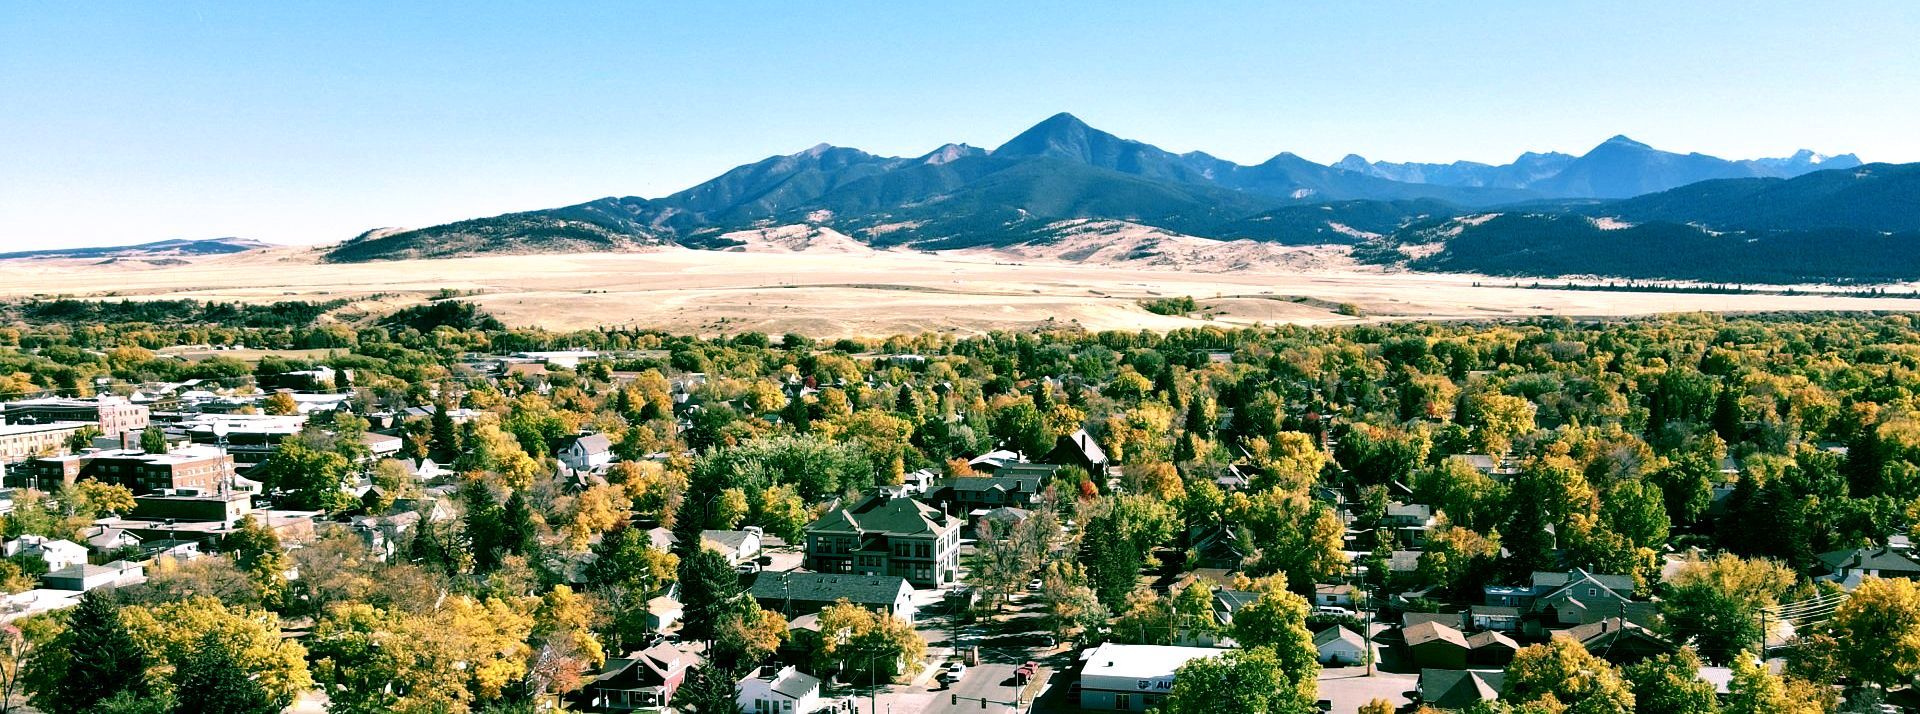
[{"x1": 1316, "y1": 669, "x2": 1418, "y2": 714}]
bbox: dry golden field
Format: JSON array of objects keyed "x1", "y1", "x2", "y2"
[{"x1": 3, "y1": 241, "x2": 1917, "y2": 337}]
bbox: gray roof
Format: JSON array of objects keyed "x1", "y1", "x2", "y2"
[
  {"x1": 940, "y1": 474, "x2": 1042, "y2": 494},
  {"x1": 1419, "y1": 669, "x2": 1505, "y2": 708},
  {"x1": 1532, "y1": 568, "x2": 1634, "y2": 594},
  {"x1": 1817, "y1": 546, "x2": 1920, "y2": 575},
  {"x1": 566, "y1": 433, "x2": 613, "y2": 455},
  {"x1": 1313, "y1": 625, "x2": 1365, "y2": 649},
  {"x1": 748, "y1": 571, "x2": 912, "y2": 606},
  {"x1": 701, "y1": 530, "x2": 758, "y2": 554}
]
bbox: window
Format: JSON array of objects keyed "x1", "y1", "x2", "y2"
[{"x1": 1116, "y1": 694, "x2": 1133, "y2": 711}]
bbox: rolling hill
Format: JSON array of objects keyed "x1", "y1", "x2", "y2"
[{"x1": 0, "y1": 237, "x2": 268, "y2": 261}]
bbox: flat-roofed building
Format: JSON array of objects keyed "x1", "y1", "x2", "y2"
[
  {"x1": 1078, "y1": 643, "x2": 1227, "y2": 711},
  {"x1": 0, "y1": 421, "x2": 92, "y2": 465},
  {"x1": 3, "y1": 396, "x2": 149, "y2": 437},
  {"x1": 16, "y1": 445, "x2": 235, "y2": 495}
]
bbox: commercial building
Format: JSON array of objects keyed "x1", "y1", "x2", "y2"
[
  {"x1": 2, "y1": 396, "x2": 150, "y2": 437},
  {"x1": 15, "y1": 445, "x2": 235, "y2": 494},
  {"x1": 0, "y1": 421, "x2": 93, "y2": 465},
  {"x1": 1077, "y1": 643, "x2": 1225, "y2": 711}
]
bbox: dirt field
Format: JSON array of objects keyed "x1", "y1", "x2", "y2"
[{"x1": 2, "y1": 243, "x2": 1917, "y2": 337}]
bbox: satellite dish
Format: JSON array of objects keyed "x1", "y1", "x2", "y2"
[{"x1": 213, "y1": 422, "x2": 231, "y2": 438}]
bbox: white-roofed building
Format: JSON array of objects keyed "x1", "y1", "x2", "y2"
[{"x1": 1077, "y1": 643, "x2": 1227, "y2": 710}]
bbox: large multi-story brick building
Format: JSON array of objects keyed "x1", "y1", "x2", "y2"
[
  {"x1": 2, "y1": 396, "x2": 150, "y2": 437},
  {"x1": 0, "y1": 421, "x2": 92, "y2": 465},
  {"x1": 16, "y1": 445, "x2": 235, "y2": 495},
  {"x1": 804, "y1": 492, "x2": 962, "y2": 588}
]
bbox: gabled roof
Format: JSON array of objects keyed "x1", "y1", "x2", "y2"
[
  {"x1": 742, "y1": 666, "x2": 821, "y2": 700},
  {"x1": 1054, "y1": 429, "x2": 1108, "y2": 466},
  {"x1": 1419, "y1": 669, "x2": 1505, "y2": 709},
  {"x1": 939, "y1": 474, "x2": 1042, "y2": 494},
  {"x1": 747, "y1": 571, "x2": 912, "y2": 606},
  {"x1": 1817, "y1": 546, "x2": 1920, "y2": 575},
  {"x1": 1532, "y1": 568, "x2": 1634, "y2": 595},
  {"x1": 564, "y1": 433, "x2": 613, "y2": 455},
  {"x1": 1561, "y1": 617, "x2": 1672, "y2": 652},
  {"x1": 1404, "y1": 620, "x2": 1470, "y2": 649},
  {"x1": 701, "y1": 529, "x2": 759, "y2": 555},
  {"x1": 1314, "y1": 625, "x2": 1366, "y2": 650},
  {"x1": 1466, "y1": 630, "x2": 1519, "y2": 651}
]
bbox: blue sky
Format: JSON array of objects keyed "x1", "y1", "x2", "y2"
[{"x1": 3, "y1": 2, "x2": 1917, "y2": 248}]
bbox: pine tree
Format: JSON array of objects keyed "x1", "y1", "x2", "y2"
[
  {"x1": 431, "y1": 402, "x2": 461, "y2": 456},
  {"x1": 678, "y1": 548, "x2": 745, "y2": 641},
  {"x1": 501, "y1": 490, "x2": 538, "y2": 557},
  {"x1": 677, "y1": 664, "x2": 743, "y2": 714},
  {"x1": 32, "y1": 590, "x2": 148, "y2": 713},
  {"x1": 172, "y1": 633, "x2": 281, "y2": 714}
]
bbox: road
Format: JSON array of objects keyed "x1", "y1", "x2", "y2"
[{"x1": 925, "y1": 662, "x2": 1039, "y2": 714}]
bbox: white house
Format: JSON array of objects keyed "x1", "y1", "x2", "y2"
[
  {"x1": 736, "y1": 665, "x2": 824, "y2": 714},
  {"x1": 82, "y1": 526, "x2": 143, "y2": 553},
  {"x1": 1314, "y1": 626, "x2": 1369, "y2": 666},
  {"x1": 1078, "y1": 643, "x2": 1225, "y2": 711},
  {"x1": 559, "y1": 434, "x2": 614, "y2": 472},
  {"x1": 5, "y1": 535, "x2": 88, "y2": 572},
  {"x1": 402, "y1": 456, "x2": 450, "y2": 481},
  {"x1": 701, "y1": 528, "x2": 764, "y2": 566}
]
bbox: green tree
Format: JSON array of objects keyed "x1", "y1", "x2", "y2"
[
  {"x1": 139, "y1": 426, "x2": 169, "y2": 454},
  {"x1": 24, "y1": 590, "x2": 149, "y2": 713},
  {"x1": 169, "y1": 633, "x2": 281, "y2": 714},
  {"x1": 220, "y1": 516, "x2": 291, "y2": 609},
  {"x1": 1624, "y1": 648, "x2": 1718, "y2": 714},
  {"x1": 677, "y1": 664, "x2": 744, "y2": 714},
  {"x1": 254, "y1": 438, "x2": 355, "y2": 512},
  {"x1": 1159, "y1": 646, "x2": 1315, "y2": 714},
  {"x1": 1831, "y1": 576, "x2": 1920, "y2": 687},
  {"x1": 1659, "y1": 554, "x2": 1793, "y2": 665},
  {"x1": 1501, "y1": 637, "x2": 1634, "y2": 714},
  {"x1": 678, "y1": 548, "x2": 747, "y2": 641}
]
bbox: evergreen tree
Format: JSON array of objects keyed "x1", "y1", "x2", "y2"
[
  {"x1": 431, "y1": 402, "x2": 461, "y2": 455},
  {"x1": 462, "y1": 480, "x2": 507, "y2": 573},
  {"x1": 28, "y1": 590, "x2": 148, "y2": 713},
  {"x1": 172, "y1": 633, "x2": 281, "y2": 714},
  {"x1": 677, "y1": 664, "x2": 743, "y2": 714},
  {"x1": 678, "y1": 548, "x2": 745, "y2": 641},
  {"x1": 501, "y1": 490, "x2": 538, "y2": 557}
]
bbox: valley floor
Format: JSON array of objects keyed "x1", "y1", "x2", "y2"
[{"x1": 4, "y1": 244, "x2": 1918, "y2": 337}]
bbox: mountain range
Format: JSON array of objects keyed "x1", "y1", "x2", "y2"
[
  {"x1": 0, "y1": 237, "x2": 267, "y2": 262},
  {"x1": 326, "y1": 113, "x2": 1866, "y2": 264}
]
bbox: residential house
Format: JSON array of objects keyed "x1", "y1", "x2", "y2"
[
  {"x1": 1383, "y1": 503, "x2": 1436, "y2": 547},
  {"x1": 927, "y1": 473, "x2": 1045, "y2": 514},
  {"x1": 578, "y1": 641, "x2": 702, "y2": 713},
  {"x1": 1046, "y1": 428, "x2": 1110, "y2": 476},
  {"x1": 1186, "y1": 523, "x2": 1246, "y2": 570},
  {"x1": 1469, "y1": 605, "x2": 1521, "y2": 633},
  {"x1": 736, "y1": 665, "x2": 824, "y2": 714},
  {"x1": 1315, "y1": 626, "x2": 1369, "y2": 666},
  {"x1": 804, "y1": 493, "x2": 962, "y2": 588},
  {"x1": 1212, "y1": 589, "x2": 1258, "y2": 628},
  {"x1": 1816, "y1": 546, "x2": 1920, "y2": 587},
  {"x1": 1314, "y1": 583, "x2": 1356, "y2": 609},
  {"x1": 5, "y1": 535, "x2": 88, "y2": 571},
  {"x1": 1466, "y1": 631, "x2": 1519, "y2": 667},
  {"x1": 748, "y1": 572, "x2": 917, "y2": 624},
  {"x1": 701, "y1": 528, "x2": 764, "y2": 566},
  {"x1": 966, "y1": 450, "x2": 1022, "y2": 473},
  {"x1": 82, "y1": 526, "x2": 143, "y2": 554},
  {"x1": 1560, "y1": 618, "x2": 1676, "y2": 665},
  {"x1": 1456, "y1": 454, "x2": 1518, "y2": 481},
  {"x1": 1484, "y1": 569, "x2": 1657, "y2": 634},
  {"x1": 559, "y1": 434, "x2": 615, "y2": 472},
  {"x1": 1418, "y1": 669, "x2": 1505, "y2": 710},
  {"x1": 1404, "y1": 620, "x2": 1471, "y2": 670},
  {"x1": 1077, "y1": 643, "x2": 1225, "y2": 711}
]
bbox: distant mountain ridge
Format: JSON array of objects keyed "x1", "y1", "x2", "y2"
[
  {"x1": 0, "y1": 237, "x2": 267, "y2": 261},
  {"x1": 1337, "y1": 136, "x2": 1859, "y2": 197},
  {"x1": 325, "y1": 113, "x2": 1883, "y2": 276}
]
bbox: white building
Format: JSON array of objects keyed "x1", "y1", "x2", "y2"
[
  {"x1": 1314, "y1": 626, "x2": 1370, "y2": 666},
  {"x1": 4, "y1": 535, "x2": 89, "y2": 571},
  {"x1": 1078, "y1": 643, "x2": 1226, "y2": 711},
  {"x1": 736, "y1": 665, "x2": 824, "y2": 714},
  {"x1": 559, "y1": 434, "x2": 614, "y2": 472}
]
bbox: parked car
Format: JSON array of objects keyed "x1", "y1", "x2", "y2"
[
  {"x1": 1313, "y1": 606, "x2": 1354, "y2": 617},
  {"x1": 945, "y1": 664, "x2": 968, "y2": 682},
  {"x1": 1027, "y1": 579, "x2": 1043, "y2": 591}
]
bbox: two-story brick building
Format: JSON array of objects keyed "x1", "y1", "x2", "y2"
[
  {"x1": 804, "y1": 492, "x2": 962, "y2": 588},
  {"x1": 2, "y1": 396, "x2": 150, "y2": 438},
  {"x1": 17, "y1": 445, "x2": 235, "y2": 494}
]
